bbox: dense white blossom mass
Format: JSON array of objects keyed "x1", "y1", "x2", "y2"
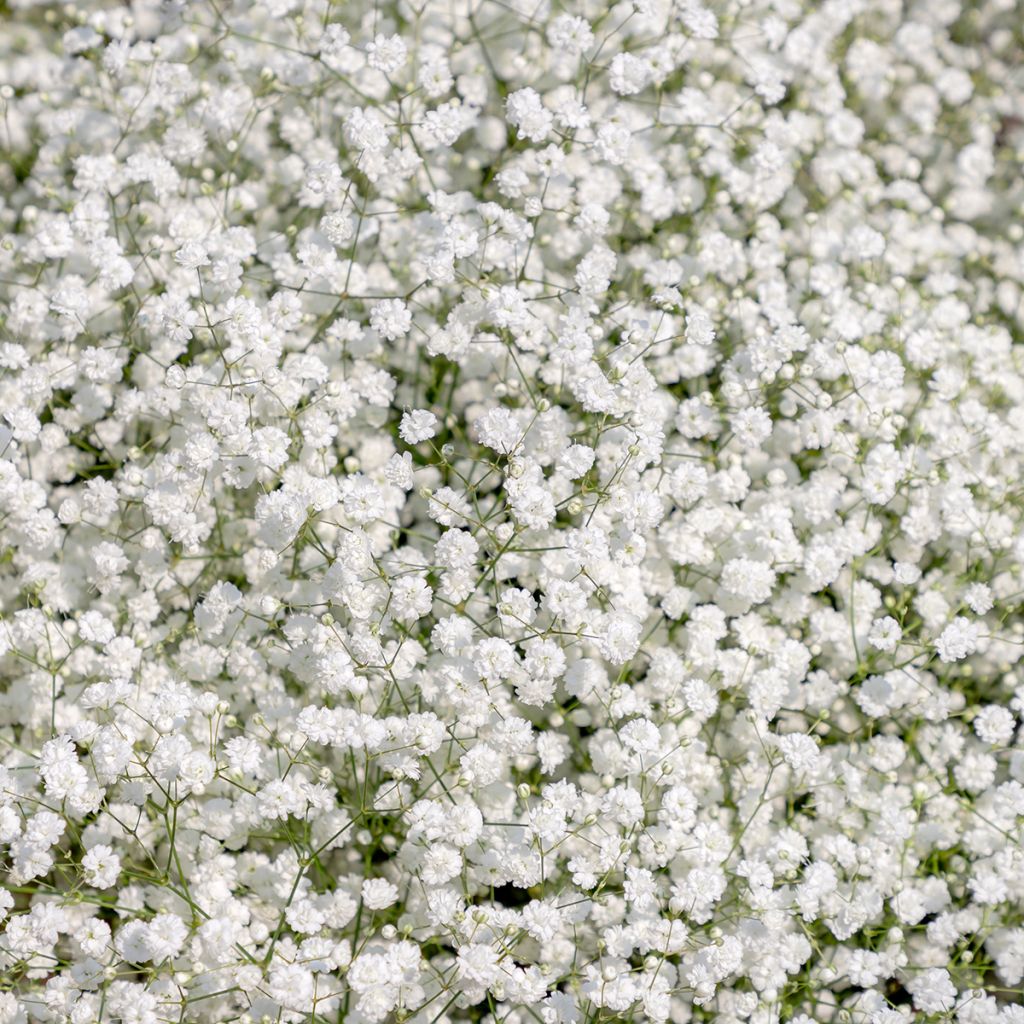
[{"x1": 1, "y1": 1, "x2": 1024, "y2": 1023}]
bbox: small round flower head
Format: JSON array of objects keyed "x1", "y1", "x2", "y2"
[
  {"x1": 366, "y1": 34, "x2": 407, "y2": 74},
  {"x1": 721, "y1": 557, "x2": 777, "y2": 605},
  {"x1": 399, "y1": 409, "x2": 438, "y2": 444},
  {"x1": 935, "y1": 617, "x2": 979, "y2": 663},
  {"x1": 361, "y1": 878, "x2": 400, "y2": 910},
  {"x1": 505, "y1": 88, "x2": 552, "y2": 143},
  {"x1": 81, "y1": 845, "x2": 121, "y2": 889},
  {"x1": 973, "y1": 705, "x2": 1015, "y2": 746},
  {"x1": 868, "y1": 616, "x2": 901, "y2": 652},
  {"x1": 370, "y1": 298, "x2": 412, "y2": 340},
  {"x1": 908, "y1": 968, "x2": 958, "y2": 1014},
  {"x1": 964, "y1": 583, "x2": 994, "y2": 615}
]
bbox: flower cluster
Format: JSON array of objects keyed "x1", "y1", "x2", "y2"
[{"x1": 1, "y1": 1, "x2": 1023, "y2": 1023}]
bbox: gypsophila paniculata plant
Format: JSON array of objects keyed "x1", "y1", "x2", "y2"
[{"x1": 1, "y1": 0, "x2": 1024, "y2": 1022}]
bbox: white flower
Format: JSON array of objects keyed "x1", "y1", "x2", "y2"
[
  {"x1": 721, "y1": 557, "x2": 777, "y2": 604},
  {"x1": 366, "y1": 34, "x2": 407, "y2": 74},
  {"x1": 82, "y1": 845, "x2": 120, "y2": 889},
  {"x1": 777, "y1": 733, "x2": 822, "y2": 775},
  {"x1": 868, "y1": 615, "x2": 901, "y2": 652},
  {"x1": 399, "y1": 409, "x2": 438, "y2": 444},
  {"x1": 964, "y1": 582, "x2": 994, "y2": 614},
  {"x1": 457, "y1": 944, "x2": 501, "y2": 988},
  {"x1": 609, "y1": 53, "x2": 651, "y2": 95},
  {"x1": 1, "y1": 2, "x2": 1021, "y2": 1019},
  {"x1": 370, "y1": 298, "x2": 412, "y2": 340},
  {"x1": 908, "y1": 968, "x2": 957, "y2": 1014},
  {"x1": 505, "y1": 88, "x2": 552, "y2": 143},
  {"x1": 361, "y1": 878, "x2": 400, "y2": 910},
  {"x1": 973, "y1": 705, "x2": 1015, "y2": 746},
  {"x1": 174, "y1": 240, "x2": 209, "y2": 269},
  {"x1": 935, "y1": 616, "x2": 979, "y2": 662}
]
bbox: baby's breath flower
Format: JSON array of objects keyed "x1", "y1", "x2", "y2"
[{"x1": 0, "y1": 1, "x2": 1021, "y2": 1022}]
